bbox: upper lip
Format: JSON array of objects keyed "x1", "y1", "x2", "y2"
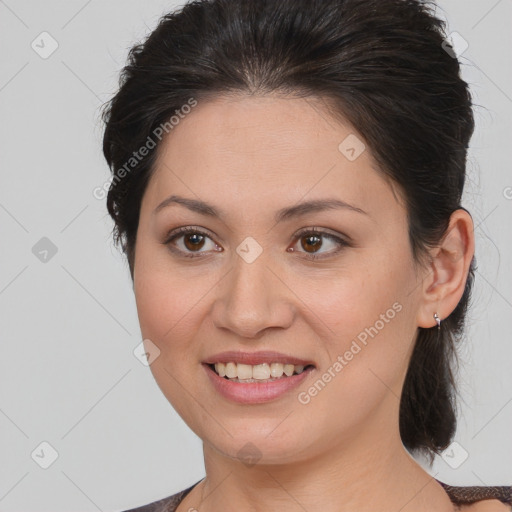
[{"x1": 202, "y1": 351, "x2": 315, "y2": 367}]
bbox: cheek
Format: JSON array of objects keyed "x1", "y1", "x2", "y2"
[
  {"x1": 297, "y1": 280, "x2": 415, "y2": 434},
  {"x1": 294, "y1": 254, "x2": 417, "y2": 389},
  {"x1": 135, "y1": 275, "x2": 208, "y2": 360},
  {"x1": 294, "y1": 258, "x2": 409, "y2": 337},
  {"x1": 133, "y1": 256, "x2": 210, "y2": 428},
  {"x1": 133, "y1": 240, "x2": 212, "y2": 342}
]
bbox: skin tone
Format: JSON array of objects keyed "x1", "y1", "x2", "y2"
[{"x1": 133, "y1": 93, "x2": 479, "y2": 512}]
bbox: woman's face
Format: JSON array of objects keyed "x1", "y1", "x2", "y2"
[{"x1": 133, "y1": 94, "x2": 426, "y2": 464}]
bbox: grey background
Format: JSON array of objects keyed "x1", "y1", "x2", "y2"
[{"x1": 1, "y1": 1, "x2": 511, "y2": 511}]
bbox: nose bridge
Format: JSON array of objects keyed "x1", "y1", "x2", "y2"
[{"x1": 212, "y1": 244, "x2": 294, "y2": 337}]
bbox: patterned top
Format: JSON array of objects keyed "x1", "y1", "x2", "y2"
[{"x1": 122, "y1": 478, "x2": 512, "y2": 511}]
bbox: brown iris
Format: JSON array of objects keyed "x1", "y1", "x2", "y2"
[
  {"x1": 301, "y1": 234, "x2": 322, "y2": 253},
  {"x1": 184, "y1": 233, "x2": 206, "y2": 251}
]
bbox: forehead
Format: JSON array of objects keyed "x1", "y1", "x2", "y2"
[
  {"x1": 144, "y1": 93, "x2": 402, "y2": 222},
  {"x1": 157, "y1": 93, "x2": 359, "y2": 166}
]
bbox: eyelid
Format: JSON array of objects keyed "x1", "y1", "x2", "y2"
[
  {"x1": 293, "y1": 226, "x2": 352, "y2": 243},
  {"x1": 162, "y1": 226, "x2": 221, "y2": 258},
  {"x1": 162, "y1": 225, "x2": 352, "y2": 259},
  {"x1": 162, "y1": 225, "x2": 217, "y2": 245},
  {"x1": 290, "y1": 227, "x2": 351, "y2": 260}
]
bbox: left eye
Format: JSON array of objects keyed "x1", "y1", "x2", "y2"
[
  {"x1": 163, "y1": 227, "x2": 349, "y2": 259},
  {"x1": 289, "y1": 228, "x2": 349, "y2": 259}
]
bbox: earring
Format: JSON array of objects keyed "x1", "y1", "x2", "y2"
[{"x1": 433, "y1": 312, "x2": 441, "y2": 330}]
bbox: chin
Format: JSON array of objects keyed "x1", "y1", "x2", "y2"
[{"x1": 203, "y1": 425, "x2": 313, "y2": 465}]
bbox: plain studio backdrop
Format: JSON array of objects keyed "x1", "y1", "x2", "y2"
[{"x1": 1, "y1": 1, "x2": 511, "y2": 511}]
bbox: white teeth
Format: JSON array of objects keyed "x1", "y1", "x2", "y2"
[
  {"x1": 216, "y1": 363, "x2": 226, "y2": 377},
  {"x1": 251, "y1": 363, "x2": 270, "y2": 379},
  {"x1": 283, "y1": 364, "x2": 294, "y2": 376},
  {"x1": 270, "y1": 362, "x2": 284, "y2": 378},
  {"x1": 225, "y1": 362, "x2": 237, "y2": 378},
  {"x1": 213, "y1": 362, "x2": 308, "y2": 380},
  {"x1": 237, "y1": 363, "x2": 253, "y2": 380}
]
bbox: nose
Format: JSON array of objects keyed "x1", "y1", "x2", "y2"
[{"x1": 211, "y1": 250, "x2": 295, "y2": 338}]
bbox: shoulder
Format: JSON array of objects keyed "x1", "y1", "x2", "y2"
[
  {"x1": 436, "y1": 481, "x2": 511, "y2": 511},
  {"x1": 461, "y1": 500, "x2": 511, "y2": 511},
  {"x1": 119, "y1": 480, "x2": 511, "y2": 511},
  {"x1": 120, "y1": 480, "x2": 201, "y2": 512}
]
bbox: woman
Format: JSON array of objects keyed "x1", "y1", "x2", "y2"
[{"x1": 101, "y1": 0, "x2": 512, "y2": 510}]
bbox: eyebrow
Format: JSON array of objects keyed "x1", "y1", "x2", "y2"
[
  {"x1": 153, "y1": 195, "x2": 368, "y2": 223},
  {"x1": 153, "y1": 194, "x2": 368, "y2": 222}
]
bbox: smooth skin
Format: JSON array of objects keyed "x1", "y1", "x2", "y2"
[{"x1": 132, "y1": 93, "x2": 494, "y2": 511}]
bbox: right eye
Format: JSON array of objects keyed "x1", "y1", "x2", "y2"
[{"x1": 163, "y1": 226, "x2": 223, "y2": 258}]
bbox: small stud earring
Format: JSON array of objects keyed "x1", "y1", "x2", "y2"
[{"x1": 433, "y1": 312, "x2": 441, "y2": 330}]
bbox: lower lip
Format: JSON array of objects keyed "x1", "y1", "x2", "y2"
[{"x1": 202, "y1": 363, "x2": 314, "y2": 404}]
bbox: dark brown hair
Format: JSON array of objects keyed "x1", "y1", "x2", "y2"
[{"x1": 101, "y1": 0, "x2": 475, "y2": 464}]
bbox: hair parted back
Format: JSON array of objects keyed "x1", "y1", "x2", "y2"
[{"x1": 102, "y1": 0, "x2": 476, "y2": 464}]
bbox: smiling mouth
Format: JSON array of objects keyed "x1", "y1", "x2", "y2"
[{"x1": 206, "y1": 362, "x2": 315, "y2": 383}]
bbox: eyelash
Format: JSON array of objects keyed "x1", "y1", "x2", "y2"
[{"x1": 162, "y1": 226, "x2": 351, "y2": 260}]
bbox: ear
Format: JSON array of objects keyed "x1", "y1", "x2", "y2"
[{"x1": 416, "y1": 209, "x2": 475, "y2": 329}]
